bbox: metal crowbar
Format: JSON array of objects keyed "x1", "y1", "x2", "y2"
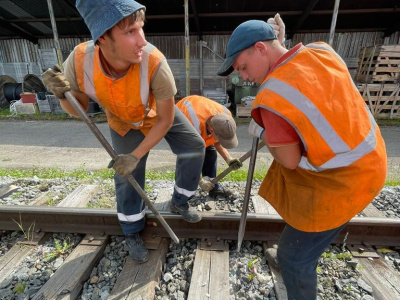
[{"x1": 237, "y1": 137, "x2": 260, "y2": 251}]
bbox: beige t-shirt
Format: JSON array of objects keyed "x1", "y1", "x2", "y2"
[{"x1": 63, "y1": 45, "x2": 177, "y2": 102}]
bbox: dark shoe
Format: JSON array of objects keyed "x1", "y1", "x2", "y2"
[
  {"x1": 170, "y1": 202, "x2": 202, "y2": 223},
  {"x1": 209, "y1": 187, "x2": 234, "y2": 200},
  {"x1": 264, "y1": 247, "x2": 279, "y2": 269},
  {"x1": 125, "y1": 233, "x2": 149, "y2": 263}
]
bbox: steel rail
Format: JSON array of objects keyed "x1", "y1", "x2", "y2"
[{"x1": 0, "y1": 205, "x2": 399, "y2": 246}]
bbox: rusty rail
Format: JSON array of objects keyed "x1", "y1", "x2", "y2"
[{"x1": 0, "y1": 205, "x2": 399, "y2": 246}]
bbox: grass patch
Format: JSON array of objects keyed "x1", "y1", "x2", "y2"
[
  {"x1": 0, "y1": 166, "x2": 397, "y2": 185},
  {"x1": 44, "y1": 238, "x2": 72, "y2": 262},
  {"x1": 0, "y1": 167, "x2": 114, "y2": 180},
  {"x1": 385, "y1": 180, "x2": 400, "y2": 186},
  {"x1": 0, "y1": 167, "x2": 267, "y2": 182},
  {"x1": 376, "y1": 118, "x2": 400, "y2": 126},
  {"x1": 13, "y1": 214, "x2": 35, "y2": 243},
  {"x1": 0, "y1": 108, "x2": 107, "y2": 122},
  {"x1": 223, "y1": 168, "x2": 267, "y2": 181}
]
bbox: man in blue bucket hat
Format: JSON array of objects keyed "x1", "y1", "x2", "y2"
[{"x1": 42, "y1": 0, "x2": 205, "y2": 263}]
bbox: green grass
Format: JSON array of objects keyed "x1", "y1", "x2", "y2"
[
  {"x1": 0, "y1": 167, "x2": 114, "y2": 180},
  {"x1": 376, "y1": 118, "x2": 400, "y2": 126},
  {"x1": 0, "y1": 108, "x2": 107, "y2": 122},
  {"x1": 0, "y1": 166, "x2": 398, "y2": 185},
  {"x1": 0, "y1": 167, "x2": 268, "y2": 182},
  {"x1": 44, "y1": 238, "x2": 72, "y2": 261}
]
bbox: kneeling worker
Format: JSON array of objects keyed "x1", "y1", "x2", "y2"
[{"x1": 176, "y1": 95, "x2": 242, "y2": 199}]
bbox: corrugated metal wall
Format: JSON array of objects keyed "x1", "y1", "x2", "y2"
[
  {"x1": 0, "y1": 31, "x2": 398, "y2": 96},
  {"x1": 1, "y1": 31, "x2": 399, "y2": 64}
]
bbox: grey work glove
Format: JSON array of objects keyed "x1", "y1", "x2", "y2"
[
  {"x1": 108, "y1": 154, "x2": 140, "y2": 177},
  {"x1": 267, "y1": 13, "x2": 286, "y2": 45},
  {"x1": 42, "y1": 65, "x2": 71, "y2": 99},
  {"x1": 248, "y1": 119, "x2": 265, "y2": 139},
  {"x1": 227, "y1": 158, "x2": 243, "y2": 170},
  {"x1": 199, "y1": 177, "x2": 215, "y2": 192}
]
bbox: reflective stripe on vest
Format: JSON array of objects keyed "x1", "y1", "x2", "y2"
[
  {"x1": 81, "y1": 41, "x2": 155, "y2": 127},
  {"x1": 180, "y1": 99, "x2": 230, "y2": 134},
  {"x1": 259, "y1": 78, "x2": 377, "y2": 172}
]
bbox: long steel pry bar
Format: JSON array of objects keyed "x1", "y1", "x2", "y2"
[
  {"x1": 237, "y1": 137, "x2": 260, "y2": 251},
  {"x1": 63, "y1": 90, "x2": 180, "y2": 244},
  {"x1": 211, "y1": 141, "x2": 264, "y2": 185}
]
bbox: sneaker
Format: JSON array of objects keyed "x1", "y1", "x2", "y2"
[
  {"x1": 125, "y1": 233, "x2": 149, "y2": 263},
  {"x1": 264, "y1": 247, "x2": 279, "y2": 269},
  {"x1": 170, "y1": 202, "x2": 202, "y2": 223}
]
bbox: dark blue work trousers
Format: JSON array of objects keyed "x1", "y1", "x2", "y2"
[
  {"x1": 201, "y1": 145, "x2": 221, "y2": 190},
  {"x1": 277, "y1": 223, "x2": 346, "y2": 299},
  {"x1": 110, "y1": 106, "x2": 205, "y2": 235}
]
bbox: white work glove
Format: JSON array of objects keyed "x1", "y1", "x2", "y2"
[
  {"x1": 267, "y1": 13, "x2": 286, "y2": 45},
  {"x1": 199, "y1": 177, "x2": 215, "y2": 192},
  {"x1": 248, "y1": 119, "x2": 265, "y2": 139},
  {"x1": 108, "y1": 154, "x2": 139, "y2": 177},
  {"x1": 227, "y1": 158, "x2": 243, "y2": 170}
]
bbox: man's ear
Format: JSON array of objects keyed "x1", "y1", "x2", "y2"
[
  {"x1": 254, "y1": 41, "x2": 267, "y2": 54},
  {"x1": 97, "y1": 35, "x2": 106, "y2": 44}
]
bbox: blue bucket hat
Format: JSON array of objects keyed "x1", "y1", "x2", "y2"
[
  {"x1": 76, "y1": 0, "x2": 146, "y2": 42},
  {"x1": 217, "y1": 20, "x2": 277, "y2": 76}
]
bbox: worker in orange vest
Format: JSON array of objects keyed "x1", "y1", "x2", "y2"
[
  {"x1": 176, "y1": 95, "x2": 242, "y2": 199},
  {"x1": 42, "y1": 0, "x2": 205, "y2": 264},
  {"x1": 218, "y1": 15, "x2": 387, "y2": 299}
]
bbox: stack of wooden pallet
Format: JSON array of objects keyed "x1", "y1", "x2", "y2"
[{"x1": 355, "y1": 45, "x2": 400, "y2": 119}]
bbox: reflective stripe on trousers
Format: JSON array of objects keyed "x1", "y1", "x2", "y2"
[{"x1": 110, "y1": 106, "x2": 205, "y2": 235}]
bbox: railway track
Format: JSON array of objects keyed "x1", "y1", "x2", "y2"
[{"x1": 0, "y1": 182, "x2": 400, "y2": 299}]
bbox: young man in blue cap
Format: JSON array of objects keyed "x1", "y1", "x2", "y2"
[
  {"x1": 42, "y1": 0, "x2": 205, "y2": 263},
  {"x1": 218, "y1": 16, "x2": 387, "y2": 299}
]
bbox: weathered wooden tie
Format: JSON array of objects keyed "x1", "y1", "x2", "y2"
[
  {"x1": 109, "y1": 237, "x2": 169, "y2": 299},
  {"x1": 0, "y1": 232, "x2": 47, "y2": 284},
  {"x1": 351, "y1": 203, "x2": 400, "y2": 299},
  {"x1": 187, "y1": 240, "x2": 229, "y2": 299},
  {"x1": 57, "y1": 184, "x2": 98, "y2": 207},
  {"x1": 32, "y1": 234, "x2": 109, "y2": 300},
  {"x1": 0, "y1": 184, "x2": 18, "y2": 199}
]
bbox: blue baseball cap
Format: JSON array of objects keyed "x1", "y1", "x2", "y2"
[
  {"x1": 217, "y1": 20, "x2": 277, "y2": 76},
  {"x1": 76, "y1": 0, "x2": 146, "y2": 42}
]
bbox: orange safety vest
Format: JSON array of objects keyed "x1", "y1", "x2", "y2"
[
  {"x1": 252, "y1": 42, "x2": 387, "y2": 232},
  {"x1": 176, "y1": 95, "x2": 232, "y2": 147},
  {"x1": 74, "y1": 41, "x2": 165, "y2": 136}
]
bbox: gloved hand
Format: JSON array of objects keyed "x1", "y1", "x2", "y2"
[
  {"x1": 248, "y1": 119, "x2": 265, "y2": 139},
  {"x1": 227, "y1": 158, "x2": 243, "y2": 170},
  {"x1": 41, "y1": 65, "x2": 71, "y2": 99},
  {"x1": 199, "y1": 177, "x2": 215, "y2": 192},
  {"x1": 108, "y1": 154, "x2": 139, "y2": 177},
  {"x1": 267, "y1": 13, "x2": 286, "y2": 45}
]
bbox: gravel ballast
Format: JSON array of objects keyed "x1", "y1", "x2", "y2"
[{"x1": 0, "y1": 177, "x2": 399, "y2": 299}]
